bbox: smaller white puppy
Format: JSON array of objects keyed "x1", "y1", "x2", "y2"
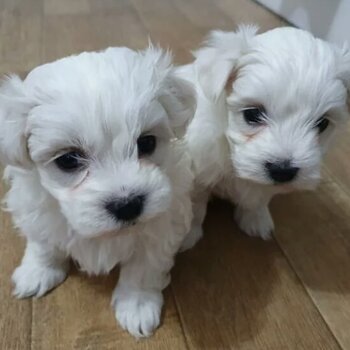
[
  {"x1": 0, "y1": 46, "x2": 194, "y2": 337},
  {"x1": 179, "y1": 26, "x2": 350, "y2": 248}
]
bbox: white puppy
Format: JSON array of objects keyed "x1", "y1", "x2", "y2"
[
  {"x1": 0, "y1": 46, "x2": 195, "y2": 337},
  {"x1": 179, "y1": 26, "x2": 350, "y2": 248}
]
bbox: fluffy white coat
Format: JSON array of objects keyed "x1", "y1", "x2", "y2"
[
  {"x1": 178, "y1": 26, "x2": 350, "y2": 248},
  {"x1": 0, "y1": 47, "x2": 195, "y2": 337}
]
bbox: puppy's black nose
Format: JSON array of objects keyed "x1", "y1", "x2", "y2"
[
  {"x1": 105, "y1": 195, "x2": 144, "y2": 222},
  {"x1": 265, "y1": 161, "x2": 299, "y2": 183}
]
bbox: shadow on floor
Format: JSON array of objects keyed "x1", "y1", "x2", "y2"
[{"x1": 171, "y1": 199, "x2": 278, "y2": 348}]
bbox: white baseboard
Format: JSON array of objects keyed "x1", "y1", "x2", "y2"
[{"x1": 256, "y1": 0, "x2": 350, "y2": 45}]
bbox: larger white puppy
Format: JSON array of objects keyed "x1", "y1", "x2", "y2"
[
  {"x1": 179, "y1": 26, "x2": 350, "y2": 247},
  {"x1": 0, "y1": 47, "x2": 194, "y2": 337}
]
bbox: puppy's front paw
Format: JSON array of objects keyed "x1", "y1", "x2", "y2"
[
  {"x1": 12, "y1": 262, "x2": 68, "y2": 298},
  {"x1": 179, "y1": 224, "x2": 203, "y2": 252},
  {"x1": 113, "y1": 288, "x2": 163, "y2": 338},
  {"x1": 235, "y1": 206, "x2": 274, "y2": 240}
]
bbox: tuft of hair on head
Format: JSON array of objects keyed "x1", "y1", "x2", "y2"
[
  {"x1": 140, "y1": 44, "x2": 196, "y2": 138},
  {"x1": 203, "y1": 24, "x2": 259, "y2": 54},
  {"x1": 193, "y1": 24, "x2": 258, "y2": 101},
  {"x1": 145, "y1": 40, "x2": 173, "y2": 71}
]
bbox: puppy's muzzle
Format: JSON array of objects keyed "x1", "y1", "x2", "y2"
[
  {"x1": 265, "y1": 160, "x2": 299, "y2": 183},
  {"x1": 105, "y1": 195, "x2": 145, "y2": 222}
]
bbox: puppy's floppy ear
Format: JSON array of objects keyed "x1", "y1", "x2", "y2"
[
  {"x1": 143, "y1": 44, "x2": 196, "y2": 137},
  {"x1": 0, "y1": 75, "x2": 34, "y2": 168},
  {"x1": 159, "y1": 72, "x2": 196, "y2": 137},
  {"x1": 194, "y1": 24, "x2": 258, "y2": 101}
]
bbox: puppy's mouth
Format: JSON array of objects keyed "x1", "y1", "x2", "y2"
[
  {"x1": 272, "y1": 183, "x2": 296, "y2": 193},
  {"x1": 237, "y1": 174, "x2": 299, "y2": 192},
  {"x1": 270, "y1": 179, "x2": 319, "y2": 193},
  {"x1": 88, "y1": 223, "x2": 139, "y2": 240},
  {"x1": 237, "y1": 169, "x2": 319, "y2": 193}
]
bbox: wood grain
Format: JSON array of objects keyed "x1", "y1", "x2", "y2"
[
  {"x1": 172, "y1": 200, "x2": 340, "y2": 350},
  {"x1": 271, "y1": 181, "x2": 350, "y2": 350},
  {"x1": 31, "y1": 269, "x2": 188, "y2": 350},
  {"x1": 130, "y1": 0, "x2": 201, "y2": 63},
  {"x1": 0, "y1": 0, "x2": 349, "y2": 349},
  {"x1": 0, "y1": 0, "x2": 43, "y2": 75},
  {"x1": 43, "y1": 0, "x2": 148, "y2": 62}
]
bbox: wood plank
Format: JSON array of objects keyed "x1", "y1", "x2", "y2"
[
  {"x1": 130, "y1": 0, "x2": 203, "y2": 64},
  {"x1": 172, "y1": 200, "x2": 340, "y2": 350},
  {"x1": 31, "y1": 269, "x2": 187, "y2": 350},
  {"x1": 271, "y1": 180, "x2": 350, "y2": 350},
  {"x1": 0, "y1": 180, "x2": 32, "y2": 350},
  {"x1": 173, "y1": 0, "x2": 235, "y2": 32},
  {"x1": 43, "y1": 0, "x2": 147, "y2": 63},
  {"x1": 0, "y1": 0, "x2": 43, "y2": 75}
]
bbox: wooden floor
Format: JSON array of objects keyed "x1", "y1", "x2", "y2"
[{"x1": 1, "y1": 0, "x2": 350, "y2": 349}]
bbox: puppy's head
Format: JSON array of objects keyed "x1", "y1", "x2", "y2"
[
  {"x1": 0, "y1": 47, "x2": 195, "y2": 238},
  {"x1": 195, "y1": 26, "x2": 350, "y2": 190}
]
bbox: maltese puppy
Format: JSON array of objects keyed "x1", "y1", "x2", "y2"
[
  {"x1": 0, "y1": 46, "x2": 195, "y2": 337},
  {"x1": 178, "y1": 26, "x2": 350, "y2": 248}
]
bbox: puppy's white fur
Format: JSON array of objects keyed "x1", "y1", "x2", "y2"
[
  {"x1": 0, "y1": 47, "x2": 195, "y2": 337},
  {"x1": 178, "y1": 26, "x2": 350, "y2": 247}
]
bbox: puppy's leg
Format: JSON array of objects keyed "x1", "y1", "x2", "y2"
[
  {"x1": 233, "y1": 180, "x2": 274, "y2": 240},
  {"x1": 113, "y1": 224, "x2": 176, "y2": 337},
  {"x1": 12, "y1": 240, "x2": 69, "y2": 298},
  {"x1": 180, "y1": 187, "x2": 209, "y2": 252}
]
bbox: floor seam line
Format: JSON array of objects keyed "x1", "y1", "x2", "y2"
[
  {"x1": 273, "y1": 236, "x2": 344, "y2": 350},
  {"x1": 171, "y1": 283, "x2": 191, "y2": 350}
]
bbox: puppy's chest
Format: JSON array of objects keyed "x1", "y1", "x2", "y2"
[{"x1": 67, "y1": 235, "x2": 135, "y2": 275}]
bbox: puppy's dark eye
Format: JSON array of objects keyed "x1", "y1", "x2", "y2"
[
  {"x1": 55, "y1": 151, "x2": 85, "y2": 172},
  {"x1": 243, "y1": 107, "x2": 266, "y2": 125},
  {"x1": 315, "y1": 117, "x2": 330, "y2": 134},
  {"x1": 137, "y1": 135, "x2": 156, "y2": 157}
]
